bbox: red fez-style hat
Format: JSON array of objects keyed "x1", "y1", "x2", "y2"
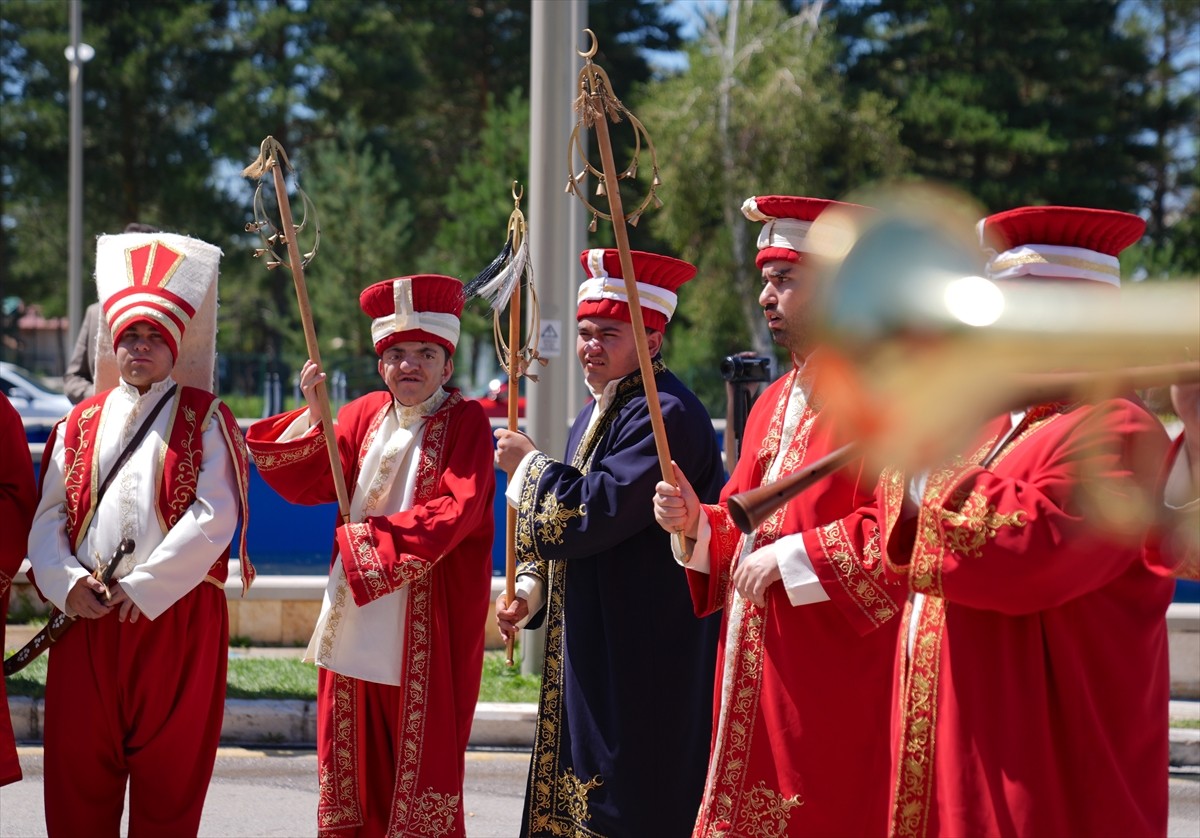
[
  {"x1": 742, "y1": 195, "x2": 871, "y2": 269},
  {"x1": 576, "y1": 249, "x2": 697, "y2": 333},
  {"x1": 360, "y1": 274, "x2": 465, "y2": 357},
  {"x1": 980, "y1": 206, "x2": 1144, "y2": 287},
  {"x1": 96, "y1": 232, "x2": 221, "y2": 361}
]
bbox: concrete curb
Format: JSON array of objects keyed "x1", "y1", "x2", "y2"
[
  {"x1": 8, "y1": 696, "x2": 539, "y2": 750},
  {"x1": 1172, "y1": 728, "x2": 1200, "y2": 769},
  {"x1": 7, "y1": 696, "x2": 1195, "y2": 767}
]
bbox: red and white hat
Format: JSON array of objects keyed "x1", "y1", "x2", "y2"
[
  {"x1": 359, "y1": 274, "x2": 465, "y2": 357},
  {"x1": 576, "y1": 249, "x2": 696, "y2": 333},
  {"x1": 96, "y1": 232, "x2": 221, "y2": 360},
  {"x1": 979, "y1": 206, "x2": 1145, "y2": 287},
  {"x1": 742, "y1": 195, "x2": 868, "y2": 269}
]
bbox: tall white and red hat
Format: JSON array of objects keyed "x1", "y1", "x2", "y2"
[
  {"x1": 576, "y1": 248, "x2": 696, "y2": 333},
  {"x1": 94, "y1": 232, "x2": 222, "y2": 392},
  {"x1": 359, "y1": 275, "x2": 465, "y2": 357},
  {"x1": 979, "y1": 205, "x2": 1144, "y2": 287},
  {"x1": 742, "y1": 195, "x2": 869, "y2": 269}
]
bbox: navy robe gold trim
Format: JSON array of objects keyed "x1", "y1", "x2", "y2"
[{"x1": 517, "y1": 361, "x2": 723, "y2": 837}]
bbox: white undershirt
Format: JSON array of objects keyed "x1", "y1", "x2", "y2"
[{"x1": 28, "y1": 377, "x2": 238, "y2": 620}]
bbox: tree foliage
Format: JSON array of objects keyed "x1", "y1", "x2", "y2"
[
  {"x1": 1121, "y1": 0, "x2": 1200, "y2": 276},
  {"x1": 636, "y1": 0, "x2": 908, "y2": 410},
  {"x1": 833, "y1": 0, "x2": 1156, "y2": 212},
  {"x1": 1, "y1": 0, "x2": 1194, "y2": 405}
]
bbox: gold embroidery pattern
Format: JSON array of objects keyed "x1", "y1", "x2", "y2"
[
  {"x1": 700, "y1": 597, "x2": 803, "y2": 836},
  {"x1": 695, "y1": 369, "x2": 807, "y2": 833},
  {"x1": 752, "y1": 369, "x2": 795, "y2": 484},
  {"x1": 534, "y1": 495, "x2": 586, "y2": 546},
  {"x1": 356, "y1": 399, "x2": 394, "y2": 472},
  {"x1": 736, "y1": 781, "x2": 805, "y2": 838},
  {"x1": 165, "y1": 403, "x2": 200, "y2": 527},
  {"x1": 215, "y1": 405, "x2": 255, "y2": 592},
  {"x1": 251, "y1": 431, "x2": 328, "y2": 471},
  {"x1": 407, "y1": 788, "x2": 461, "y2": 836},
  {"x1": 890, "y1": 596, "x2": 944, "y2": 838},
  {"x1": 317, "y1": 673, "x2": 362, "y2": 829},
  {"x1": 387, "y1": 576, "x2": 435, "y2": 834},
  {"x1": 317, "y1": 570, "x2": 350, "y2": 664},
  {"x1": 521, "y1": 369, "x2": 669, "y2": 834},
  {"x1": 65, "y1": 405, "x2": 101, "y2": 550},
  {"x1": 0, "y1": 571, "x2": 10, "y2": 599},
  {"x1": 342, "y1": 405, "x2": 454, "y2": 601},
  {"x1": 890, "y1": 411, "x2": 1062, "y2": 837},
  {"x1": 707, "y1": 506, "x2": 746, "y2": 605},
  {"x1": 816, "y1": 519, "x2": 897, "y2": 626},
  {"x1": 934, "y1": 491, "x2": 1027, "y2": 559},
  {"x1": 751, "y1": 370, "x2": 814, "y2": 552},
  {"x1": 152, "y1": 392, "x2": 181, "y2": 533},
  {"x1": 344, "y1": 523, "x2": 388, "y2": 599},
  {"x1": 521, "y1": 460, "x2": 603, "y2": 834},
  {"x1": 361, "y1": 433, "x2": 403, "y2": 518},
  {"x1": 515, "y1": 452, "x2": 552, "y2": 570},
  {"x1": 385, "y1": 400, "x2": 461, "y2": 836},
  {"x1": 879, "y1": 468, "x2": 909, "y2": 576},
  {"x1": 384, "y1": 406, "x2": 454, "y2": 592},
  {"x1": 909, "y1": 440, "x2": 995, "y2": 598}
]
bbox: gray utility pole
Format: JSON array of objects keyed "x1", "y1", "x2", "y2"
[
  {"x1": 522, "y1": 0, "x2": 587, "y2": 676},
  {"x1": 65, "y1": 0, "x2": 94, "y2": 360}
]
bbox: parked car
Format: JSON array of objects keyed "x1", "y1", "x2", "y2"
[
  {"x1": 471, "y1": 378, "x2": 526, "y2": 419},
  {"x1": 1, "y1": 362, "x2": 73, "y2": 420}
]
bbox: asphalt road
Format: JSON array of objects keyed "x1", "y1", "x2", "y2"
[
  {"x1": 1, "y1": 747, "x2": 1197, "y2": 837},
  {"x1": 0, "y1": 746, "x2": 529, "y2": 837}
]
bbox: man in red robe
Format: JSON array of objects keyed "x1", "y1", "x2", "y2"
[
  {"x1": 881, "y1": 206, "x2": 1175, "y2": 837},
  {"x1": 27, "y1": 231, "x2": 252, "y2": 837},
  {"x1": 247, "y1": 275, "x2": 494, "y2": 837},
  {"x1": 654, "y1": 196, "x2": 906, "y2": 837},
  {"x1": 0, "y1": 392, "x2": 36, "y2": 787}
]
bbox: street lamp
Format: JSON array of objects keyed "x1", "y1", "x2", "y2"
[{"x1": 64, "y1": 0, "x2": 94, "y2": 361}]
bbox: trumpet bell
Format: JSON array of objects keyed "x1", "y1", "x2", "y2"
[{"x1": 807, "y1": 183, "x2": 1200, "y2": 474}]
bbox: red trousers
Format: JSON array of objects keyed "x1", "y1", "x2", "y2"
[
  {"x1": 43, "y1": 582, "x2": 228, "y2": 838},
  {"x1": 317, "y1": 672, "x2": 406, "y2": 837}
]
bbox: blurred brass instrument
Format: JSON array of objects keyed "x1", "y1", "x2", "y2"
[{"x1": 726, "y1": 184, "x2": 1200, "y2": 534}]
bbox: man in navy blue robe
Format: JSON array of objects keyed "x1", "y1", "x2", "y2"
[{"x1": 495, "y1": 248, "x2": 723, "y2": 837}]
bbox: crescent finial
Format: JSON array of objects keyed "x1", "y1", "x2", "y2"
[{"x1": 578, "y1": 28, "x2": 598, "y2": 60}]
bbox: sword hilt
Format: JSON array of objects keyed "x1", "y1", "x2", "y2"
[{"x1": 2, "y1": 539, "x2": 136, "y2": 677}]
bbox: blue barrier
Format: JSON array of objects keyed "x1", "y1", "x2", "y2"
[
  {"x1": 27, "y1": 436, "x2": 1200, "y2": 602},
  {"x1": 235, "y1": 461, "x2": 512, "y2": 577}
]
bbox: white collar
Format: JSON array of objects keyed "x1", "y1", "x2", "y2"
[{"x1": 392, "y1": 387, "x2": 450, "y2": 429}]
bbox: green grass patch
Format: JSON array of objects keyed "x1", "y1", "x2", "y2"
[
  {"x1": 226, "y1": 656, "x2": 317, "y2": 700},
  {"x1": 218, "y1": 393, "x2": 266, "y2": 420},
  {"x1": 5, "y1": 646, "x2": 540, "y2": 703},
  {"x1": 477, "y1": 649, "x2": 541, "y2": 703},
  {"x1": 1173, "y1": 717, "x2": 1200, "y2": 729},
  {"x1": 3, "y1": 655, "x2": 47, "y2": 698}
]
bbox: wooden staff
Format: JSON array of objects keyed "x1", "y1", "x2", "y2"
[
  {"x1": 571, "y1": 29, "x2": 674, "y2": 485},
  {"x1": 503, "y1": 187, "x2": 526, "y2": 668},
  {"x1": 243, "y1": 137, "x2": 351, "y2": 524},
  {"x1": 465, "y1": 183, "x2": 546, "y2": 666}
]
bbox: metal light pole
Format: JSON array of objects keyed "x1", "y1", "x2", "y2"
[
  {"x1": 523, "y1": 0, "x2": 586, "y2": 675},
  {"x1": 65, "y1": 0, "x2": 94, "y2": 356}
]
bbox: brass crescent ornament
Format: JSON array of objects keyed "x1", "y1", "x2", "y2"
[{"x1": 578, "y1": 28, "x2": 598, "y2": 60}]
